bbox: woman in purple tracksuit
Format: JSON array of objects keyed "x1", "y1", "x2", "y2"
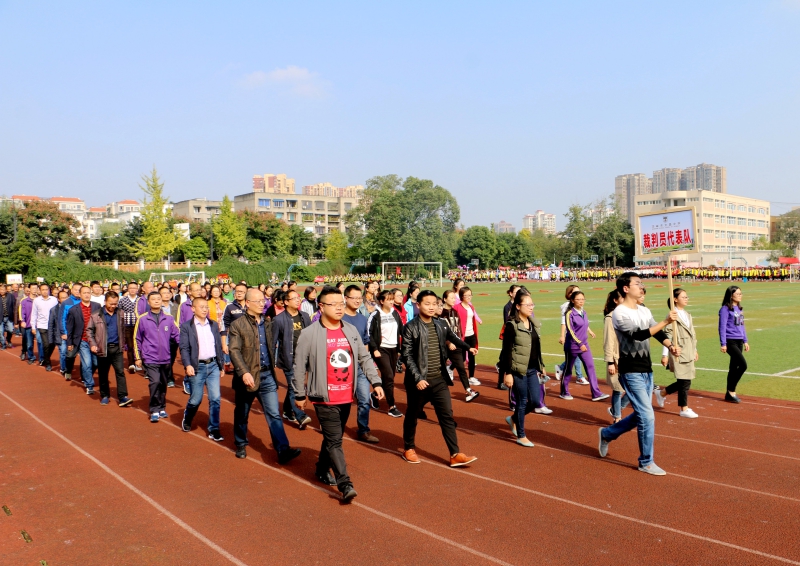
[
  {"x1": 560, "y1": 291, "x2": 609, "y2": 402},
  {"x1": 718, "y1": 285, "x2": 749, "y2": 404}
]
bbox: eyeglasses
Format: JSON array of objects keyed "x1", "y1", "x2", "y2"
[
  {"x1": 319, "y1": 302, "x2": 345, "y2": 309},
  {"x1": 520, "y1": 303, "x2": 534, "y2": 308}
]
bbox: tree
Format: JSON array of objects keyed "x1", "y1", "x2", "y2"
[
  {"x1": 212, "y1": 195, "x2": 247, "y2": 257},
  {"x1": 0, "y1": 200, "x2": 80, "y2": 253},
  {"x1": 243, "y1": 239, "x2": 265, "y2": 262},
  {"x1": 289, "y1": 224, "x2": 315, "y2": 259},
  {"x1": 591, "y1": 197, "x2": 634, "y2": 267},
  {"x1": 456, "y1": 226, "x2": 497, "y2": 267},
  {"x1": 182, "y1": 237, "x2": 210, "y2": 262},
  {"x1": 775, "y1": 211, "x2": 800, "y2": 254},
  {"x1": 238, "y1": 209, "x2": 291, "y2": 258},
  {"x1": 130, "y1": 167, "x2": 184, "y2": 260},
  {"x1": 561, "y1": 204, "x2": 591, "y2": 259},
  {"x1": 77, "y1": 222, "x2": 137, "y2": 263},
  {"x1": 325, "y1": 230, "x2": 348, "y2": 261}
]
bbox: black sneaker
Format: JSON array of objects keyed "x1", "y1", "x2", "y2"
[
  {"x1": 45, "y1": 365, "x2": 52, "y2": 372},
  {"x1": 118, "y1": 397, "x2": 133, "y2": 407},
  {"x1": 208, "y1": 430, "x2": 224, "y2": 442},
  {"x1": 27, "y1": 359, "x2": 34, "y2": 365},
  {"x1": 341, "y1": 484, "x2": 357, "y2": 503},
  {"x1": 181, "y1": 412, "x2": 192, "y2": 432},
  {"x1": 497, "y1": 383, "x2": 509, "y2": 391},
  {"x1": 388, "y1": 407, "x2": 403, "y2": 418},
  {"x1": 370, "y1": 392, "x2": 380, "y2": 410},
  {"x1": 278, "y1": 447, "x2": 301, "y2": 465},
  {"x1": 235, "y1": 445, "x2": 247, "y2": 459},
  {"x1": 298, "y1": 416, "x2": 312, "y2": 430},
  {"x1": 38, "y1": 360, "x2": 45, "y2": 366},
  {"x1": 282, "y1": 412, "x2": 299, "y2": 424},
  {"x1": 724, "y1": 392, "x2": 741, "y2": 404},
  {"x1": 315, "y1": 470, "x2": 336, "y2": 486}
]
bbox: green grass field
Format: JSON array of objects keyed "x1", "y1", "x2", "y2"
[{"x1": 446, "y1": 281, "x2": 800, "y2": 401}]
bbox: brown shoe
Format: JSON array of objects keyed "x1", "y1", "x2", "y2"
[
  {"x1": 450, "y1": 453, "x2": 477, "y2": 467},
  {"x1": 402, "y1": 448, "x2": 420, "y2": 464},
  {"x1": 358, "y1": 433, "x2": 380, "y2": 444}
]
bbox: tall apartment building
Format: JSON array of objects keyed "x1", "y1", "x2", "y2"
[
  {"x1": 172, "y1": 198, "x2": 222, "y2": 223},
  {"x1": 652, "y1": 168, "x2": 683, "y2": 194},
  {"x1": 615, "y1": 173, "x2": 652, "y2": 226},
  {"x1": 302, "y1": 182, "x2": 365, "y2": 199},
  {"x1": 681, "y1": 163, "x2": 726, "y2": 193},
  {"x1": 234, "y1": 191, "x2": 362, "y2": 236},
  {"x1": 522, "y1": 210, "x2": 556, "y2": 235},
  {"x1": 252, "y1": 173, "x2": 295, "y2": 194},
  {"x1": 494, "y1": 220, "x2": 516, "y2": 234}
]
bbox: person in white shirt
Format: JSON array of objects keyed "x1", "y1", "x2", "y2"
[
  {"x1": 31, "y1": 283, "x2": 58, "y2": 371},
  {"x1": 90, "y1": 281, "x2": 106, "y2": 306}
]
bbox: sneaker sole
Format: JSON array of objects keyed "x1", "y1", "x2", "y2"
[
  {"x1": 402, "y1": 456, "x2": 421, "y2": 464},
  {"x1": 638, "y1": 466, "x2": 667, "y2": 476},
  {"x1": 119, "y1": 400, "x2": 133, "y2": 407},
  {"x1": 450, "y1": 457, "x2": 477, "y2": 468}
]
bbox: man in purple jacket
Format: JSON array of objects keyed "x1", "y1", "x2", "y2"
[
  {"x1": 134, "y1": 291, "x2": 180, "y2": 423},
  {"x1": 19, "y1": 284, "x2": 36, "y2": 363}
]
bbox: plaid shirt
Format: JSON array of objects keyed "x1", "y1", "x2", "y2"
[{"x1": 118, "y1": 295, "x2": 140, "y2": 327}]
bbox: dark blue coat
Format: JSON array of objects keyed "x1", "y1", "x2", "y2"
[
  {"x1": 179, "y1": 317, "x2": 224, "y2": 371},
  {"x1": 271, "y1": 309, "x2": 311, "y2": 370},
  {"x1": 66, "y1": 302, "x2": 101, "y2": 349}
]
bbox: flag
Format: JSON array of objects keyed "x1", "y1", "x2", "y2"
[{"x1": 558, "y1": 261, "x2": 562, "y2": 268}]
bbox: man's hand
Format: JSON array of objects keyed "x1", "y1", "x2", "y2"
[
  {"x1": 448, "y1": 343, "x2": 456, "y2": 351},
  {"x1": 588, "y1": 329, "x2": 596, "y2": 339},
  {"x1": 243, "y1": 372, "x2": 255, "y2": 388},
  {"x1": 185, "y1": 366, "x2": 195, "y2": 377},
  {"x1": 373, "y1": 350, "x2": 381, "y2": 358},
  {"x1": 469, "y1": 348, "x2": 478, "y2": 356},
  {"x1": 503, "y1": 373, "x2": 514, "y2": 388},
  {"x1": 61, "y1": 334, "x2": 67, "y2": 340},
  {"x1": 694, "y1": 351, "x2": 699, "y2": 362},
  {"x1": 373, "y1": 386, "x2": 385, "y2": 400},
  {"x1": 661, "y1": 356, "x2": 668, "y2": 368},
  {"x1": 744, "y1": 343, "x2": 750, "y2": 352},
  {"x1": 669, "y1": 345, "x2": 681, "y2": 357},
  {"x1": 67, "y1": 345, "x2": 73, "y2": 352},
  {"x1": 20, "y1": 322, "x2": 26, "y2": 329},
  {"x1": 416, "y1": 380, "x2": 429, "y2": 390},
  {"x1": 295, "y1": 397, "x2": 306, "y2": 410},
  {"x1": 558, "y1": 336, "x2": 565, "y2": 345},
  {"x1": 720, "y1": 345, "x2": 727, "y2": 353},
  {"x1": 90, "y1": 346, "x2": 97, "y2": 353},
  {"x1": 221, "y1": 344, "x2": 229, "y2": 355}
]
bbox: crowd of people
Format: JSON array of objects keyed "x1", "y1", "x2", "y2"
[{"x1": 0, "y1": 273, "x2": 752, "y2": 499}]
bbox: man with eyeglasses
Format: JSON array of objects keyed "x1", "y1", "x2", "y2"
[
  {"x1": 292, "y1": 286, "x2": 384, "y2": 502},
  {"x1": 228, "y1": 288, "x2": 301, "y2": 464},
  {"x1": 342, "y1": 285, "x2": 379, "y2": 443},
  {"x1": 271, "y1": 289, "x2": 313, "y2": 429},
  {"x1": 221, "y1": 283, "x2": 247, "y2": 374}
]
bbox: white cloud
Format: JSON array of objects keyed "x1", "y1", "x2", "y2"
[{"x1": 239, "y1": 66, "x2": 329, "y2": 98}]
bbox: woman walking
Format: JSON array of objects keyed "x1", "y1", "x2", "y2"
[
  {"x1": 207, "y1": 286, "x2": 227, "y2": 328},
  {"x1": 718, "y1": 286, "x2": 749, "y2": 404},
  {"x1": 561, "y1": 291, "x2": 608, "y2": 402},
  {"x1": 603, "y1": 290, "x2": 628, "y2": 423},
  {"x1": 301, "y1": 286, "x2": 317, "y2": 317},
  {"x1": 403, "y1": 283, "x2": 420, "y2": 322},
  {"x1": 655, "y1": 288, "x2": 699, "y2": 418},
  {"x1": 499, "y1": 291, "x2": 545, "y2": 447},
  {"x1": 454, "y1": 287, "x2": 481, "y2": 387},
  {"x1": 556, "y1": 285, "x2": 586, "y2": 384},
  {"x1": 442, "y1": 290, "x2": 480, "y2": 402},
  {"x1": 368, "y1": 290, "x2": 404, "y2": 418}
]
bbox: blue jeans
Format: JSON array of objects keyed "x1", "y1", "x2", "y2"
[
  {"x1": 355, "y1": 366, "x2": 371, "y2": 435},
  {"x1": 281, "y1": 368, "x2": 308, "y2": 421},
  {"x1": 233, "y1": 370, "x2": 290, "y2": 454},
  {"x1": 22, "y1": 327, "x2": 34, "y2": 359},
  {"x1": 601, "y1": 372, "x2": 655, "y2": 467},
  {"x1": 186, "y1": 362, "x2": 221, "y2": 432},
  {"x1": 610, "y1": 390, "x2": 630, "y2": 419},
  {"x1": 79, "y1": 340, "x2": 97, "y2": 389},
  {"x1": 511, "y1": 368, "x2": 542, "y2": 439},
  {"x1": 58, "y1": 341, "x2": 67, "y2": 372},
  {"x1": 559, "y1": 358, "x2": 583, "y2": 378},
  {"x1": 0, "y1": 317, "x2": 12, "y2": 347},
  {"x1": 36, "y1": 331, "x2": 43, "y2": 362}
]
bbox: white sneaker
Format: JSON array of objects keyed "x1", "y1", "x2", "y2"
[
  {"x1": 559, "y1": 394, "x2": 573, "y2": 400},
  {"x1": 534, "y1": 406, "x2": 553, "y2": 414},
  {"x1": 591, "y1": 394, "x2": 610, "y2": 402},
  {"x1": 679, "y1": 408, "x2": 698, "y2": 419},
  {"x1": 576, "y1": 377, "x2": 589, "y2": 386},
  {"x1": 653, "y1": 388, "x2": 666, "y2": 408},
  {"x1": 554, "y1": 364, "x2": 563, "y2": 381},
  {"x1": 465, "y1": 390, "x2": 480, "y2": 403},
  {"x1": 468, "y1": 377, "x2": 481, "y2": 386},
  {"x1": 638, "y1": 463, "x2": 667, "y2": 476}
]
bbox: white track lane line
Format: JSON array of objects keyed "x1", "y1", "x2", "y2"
[
  {"x1": 0, "y1": 388, "x2": 250, "y2": 566},
  {"x1": 694, "y1": 414, "x2": 800, "y2": 432}
]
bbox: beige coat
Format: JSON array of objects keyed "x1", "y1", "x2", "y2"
[
  {"x1": 663, "y1": 310, "x2": 697, "y2": 380},
  {"x1": 603, "y1": 314, "x2": 624, "y2": 393}
]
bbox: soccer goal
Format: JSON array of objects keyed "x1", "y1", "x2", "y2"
[
  {"x1": 381, "y1": 262, "x2": 443, "y2": 287},
  {"x1": 790, "y1": 265, "x2": 800, "y2": 283},
  {"x1": 149, "y1": 271, "x2": 207, "y2": 285}
]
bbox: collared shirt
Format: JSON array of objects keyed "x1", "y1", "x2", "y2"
[
  {"x1": 194, "y1": 317, "x2": 216, "y2": 360},
  {"x1": 257, "y1": 317, "x2": 271, "y2": 369},
  {"x1": 104, "y1": 309, "x2": 119, "y2": 344}
]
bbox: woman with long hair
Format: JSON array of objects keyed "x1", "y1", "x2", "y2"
[
  {"x1": 718, "y1": 285, "x2": 749, "y2": 403},
  {"x1": 442, "y1": 290, "x2": 479, "y2": 402},
  {"x1": 556, "y1": 284, "x2": 585, "y2": 384},
  {"x1": 655, "y1": 288, "x2": 699, "y2": 417},
  {"x1": 561, "y1": 291, "x2": 608, "y2": 402},
  {"x1": 301, "y1": 286, "x2": 317, "y2": 317},
  {"x1": 207, "y1": 285, "x2": 227, "y2": 329},
  {"x1": 404, "y1": 283, "x2": 420, "y2": 322},
  {"x1": 499, "y1": 291, "x2": 545, "y2": 447},
  {"x1": 392, "y1": 289, "x2": 407, "y2": 324},
  {"x1": 603, "y1": 289, "x2": 628, "y2": 423},
  {"x1": 367, "y1": 289, "x2": 404, "y2": 418},
  {"x1": 454, "y1": 286, "x2": 481, "y2": 387}
]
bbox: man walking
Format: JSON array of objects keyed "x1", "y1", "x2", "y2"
[
  {"x1": 87, "y1": 291, "x2": 132, "y2": 407},
  {"x1": 19, "y1": 284, "x2": 36, "y2": 363},
  {"x1": 179, "y1": 297, "x2": 225, "y2": 441},
  {"x1": 48, "y1": 290, "x2": 69, "y2": 377},
  {"x1": 90, "y1": 281, "x2": 106, "y2": 306},
  {"x1": 0, "y1": 284, "x2": 17, "y2": 349},
  {"x1": 118, "y1": 281, "x2": 141, "y2": 373},
  {"x1": 272, "y1": 289, "x2": 313, "y2": 430},
  {"x1": 597, "y1": 272, "x2": 679, "y2": 476},
  {"x1": 292, "y1": 286, "x2": 385, "y2": 502},
  {"x1": 30, "y1": 283, "x2": 57, "y2": 370},
  {"x1": 342, "y1": 285, "x2": 380, "y2": 443},
  {"x1": 65, "y1": 286, "x2": 101, "y2": 394},
  {"x1": 134, "y1": 291, "x2": 180, "y2": 423},
  {"x1": 400, "y1": 290, "x2": 478, "y2": 468},
  {"x1": 221, "y1": 283, "x2": 247, "y2": 373},
  {"x1": 177, "y1": 282, "x2": 204, "y2": 394},
  {"x1": 228, "y1": 288, "x2": 301, "y2": 464}
]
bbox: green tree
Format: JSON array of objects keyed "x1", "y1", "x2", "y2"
[
  {"x1": 243, "y1": 239, "x2": 265, "y2": 262},
  {"x1": 561, "y1": 204, "x2": 591, "y2": 259},
  {"x1": 238, "y1": 210, "x2": 291, "y2": 258},
  {"x1": 212, "y1": 195, "x2": 247, "y2": 257},
  {"x1": 131, "y1": 167, "x2": 184, "y2": 260},
  {"x1": 456, "y1": 226, "x2": 497, "y2": 267},
  {"x1": 590, "y1": 197, "x2": 634, "y2": 267},
  {"x1": 182, "y1": 237, "x2": 210, "y2": 262},
  {"x1": 289, "y1": 224, "x2": 315, "y2": 259},
  {"x1": 324, "y1": 230, "x2": 348, "y2": 261},
  {"x1": 0, "y1": 200, "x2": 80, "y2": 253}
]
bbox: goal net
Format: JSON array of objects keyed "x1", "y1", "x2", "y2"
[
  {"x1": 149, "y1": 271, "x2": 207, "y2": 285},
  {"x1": 791, "y1": 265, "x2": 800, "y2": 283},
  {"x1": 381, "y1": 262, "x2": 443, "y2": 287}
]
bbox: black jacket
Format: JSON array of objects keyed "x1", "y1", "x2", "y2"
[
  {"x1": 401, "y1": 317, "x2": 470, "y2": 386},
  {"x1": 271, "y1": 309, "x2": 311, "y2": 370},
  {"x1": 66, "y1": 302, "x2": 101, "y2": 349},
  {"x1": 0, "y1": 293, "x2": 17, "y2": 324},
  {"x1": 227, "y1": 312, "x2": 278, "y2": 392},
  {"x1": 179, "y1": 317, "x2": 225, "y2": 371},
  {"x1": 367, "y1": 308, "x2": 403, "y2": 353},
  {"x1": 47, "y1": 302, "x2": 64, "y2": 345}
]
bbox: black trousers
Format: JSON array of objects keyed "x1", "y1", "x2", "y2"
[
  {"x1": 39, "y1": 332, "x2": 54, "y2": 367},
  {"x1": 403, "y1": 379, "x2": 459, "y2": 455},
  {"x1": 166, "y1": 342, "x2": 178, "y2": 383},
  {"x1": 462, "y1": 335, "x2": 477, "y2": 378},
  {"x1": 314, "y1": 403, "x2": 352, "y2": 492},
  {"x1": 97, "y1": 343, "x2": 128, "y2": 400},
  {"x1": 144, "y1": 363, "x2": 169, "y2": 412},
  {"x1": 373, "y1": 346, "x2": 398, "y2": 407},
  {"x1": 725, "y1": 339, "x2": 748, "y2": 392},
  {"x1": 448, "y1": 348, "x2": 469, "y2": 390},
  {"x1": 123, "y1": 326, "x2": 136, "y2": 369},
  {"x1": 665, "y1": 378, "x2": 691, "y2": 407}
]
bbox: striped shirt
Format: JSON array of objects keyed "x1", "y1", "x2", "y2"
[{"x1": 118, "y1": 295, "x2": 140, "y2": 327}]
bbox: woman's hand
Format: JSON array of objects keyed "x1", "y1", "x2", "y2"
[
  {"x1": 588, "y1": 329, "x2": 596, "y2": 339},
  {"x1": 608, "y1": 364, "x2": 616, "y2": 376},
  {"x1": 448, "y1": 343, "x2": 456, "y2": 351},
  {"x1": 694, "y1": 351, "x2": 699, "y2": 362},
  {"x1": 720, "y1": 345, "x2": 727, "y2": 353},
  {"x1": 580, "y1": 345, "x2": 587, "y2": 352},
  {"x1": 503, "y1": 374, "x2": 514, "y2": 388},
  {"x1": 373, "y1": 350, "x2": 381, "y2": 358},
  {"x1": 744, "y1": 343, "x2": 750, "y2": 352}
]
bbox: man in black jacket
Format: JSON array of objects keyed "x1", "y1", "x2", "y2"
[
  {"x1": 400, "y1": 290, "x2": 478, "y2": 468},
  {"x1": 66, "y1": 286, "x2": 102, "y2": 394},
  {"x1": 271, "y1": 289, "x2": 312, "y2": 429},
  {"x1": 47, "y1": 289, "x2": 69, "y2": 377},
  {"x1": 0, "y1": 284, "x2": 17, "y2": 349},
  {"x1": 179, "y1": 297, "x2": 225, "y2": 441}
]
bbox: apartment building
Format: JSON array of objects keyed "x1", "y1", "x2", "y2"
[
  {"x1": 302, "y1": 182, "x2": 365, "y2": 199},
  {"x1": 494, "y1": 220, "x2": 516, "y2": 234},
  {"x1": 106, "y1": 199, "x2": 141, "y2": 217},
  {"x1": 614, "y1": 174, "x2": 652, "y2": 226},
  {"x1": 252, "y1": 173, "x2": 295, "y2": 194},
  {"x1": 522, "y1": 210, "x2": 557, "y2": 235},
  {"x1": 172, "y1": 198, "x2": 222, "y2": 223},
  {"x1": 234, "y1": 191, "x2": 361, "y2": 236}
]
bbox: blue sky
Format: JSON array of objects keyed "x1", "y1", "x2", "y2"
[{"x1": 2, "y1": 1, "x2": 799, "y2": 229}]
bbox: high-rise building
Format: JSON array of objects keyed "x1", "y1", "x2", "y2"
[
  {"x1": 302, "y1": 182, "x2": 364, "y2": 199},
  {"x1": 615, "y1": 174, "x2": 652, "y2": 226},
  {"x1": 252, "y1": 173, "x2": 295, "y2": 194},
  {"x1": 522, "y1": 211, "x2": 556, "y2": 234},
  {"x1": 680, "y1": 163, "x2": 726, "y2": 193},
  {"x1": 494, "y1": 220, "x2": 516, "y2": 234},
  {"x1": 652, "y1": 168, "x2": 683, "y2": 194}
]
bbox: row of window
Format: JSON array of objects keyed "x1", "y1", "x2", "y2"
[
  {"x1": 712, "y1": 215, "x2": 768, "y2": 228},
  {"x1": 713, "y1": 200, "x2": 767, "y2": 214},
  {"x1": 258, "y1": 199, "x2": 353, "y2": 213}
]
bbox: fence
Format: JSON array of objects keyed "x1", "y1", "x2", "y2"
[{"x1": 93, "y1": 260, "x2": 208, "y2": 273}]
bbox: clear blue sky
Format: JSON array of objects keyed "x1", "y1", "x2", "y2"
[{"x1": 2, "y1": 1, "x2": 799, "y2": 229}]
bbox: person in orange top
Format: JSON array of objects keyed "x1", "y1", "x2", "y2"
[{"x1": 207, "y1": 286, "x2": 227, "y2": 329}]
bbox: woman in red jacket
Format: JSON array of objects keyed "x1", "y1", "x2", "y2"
[{"x1": 453, "y1": 287, "x2": 481, "y2": 386}]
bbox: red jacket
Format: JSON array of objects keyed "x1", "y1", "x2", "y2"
[{"x1": 453, "y1": 302, "x2": 479, "y2": 347}]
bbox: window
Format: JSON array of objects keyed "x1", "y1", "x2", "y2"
[
  {"x1": 302, "y1": 200, "x2": 312, "y2": 210},
  {"x1": 287, "y1": 213, "x2": 296, "y2": 221},
  {"x1": 273, "y1": 199, "x2": 284, "y2": 208},
  {"x1": 315, "y1": 201, "x2": 325, "y2": 211},
  {"x1": 727, "y1": 216, "x2": 736, "y2": 225},
  {"x1": 703, "y1": 197, "x2": 714, "y2": 203},
  {"x1": 328, "y1": 215, "x2": 340, "y2": 223},
  {"x1": 703, "y1": 229, "x2": 713, "y2": 234},
  {"x1": 287, "y1": 200, "x2": 297, "y2": 209},
  {"x1": 747, "y1": 219, "x2": 755, "y2": 226},
  {"x1": 748, "y1": 233, "x2": 757, "y2": 240},
  {"x1": 703, "y1": 245, "x2": 713, "y2": 251},
  {"x1": 748, "y1": 206, "x2": 755, "y2": 213},
  {"x1": 738, "y1": 218, "x2": 746, "y2": 225},
  {"x1": 344, "y1": 202, "x2": 352, "y2": 211},
  {"x1": 738, "y1": 205, "x2": 746, "y2": 211},
  {"x1": 327, "y1": 202, "x2": 339, "y2": 211},
  {"x1": 193, "y1": 207, "x2": 201, "y2": 213},
  {"x1": 757, "y1": 207, "x2": 766, "y2": 214},
  {"x1": 275, "y1": 212, "x2": 283, "y2": 219},
  {"x1": 757, "y1": 220, "x2": 766, "y2": 228},
  {"x1": 302, "y1": 213, "x2": 313, "y2": 222},
  {"x1": 703, "y1": 213, "x2": 713, "y2": 218},
  {"x1": 258, "y1": 199, "x2": 270, "y2": 207},
  {"x1": 727, "y1": 203, "x2": 736, "y2": 210}
]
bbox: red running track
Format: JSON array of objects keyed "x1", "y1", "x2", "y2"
[{"x1": 2, "y1": 348, "x2": 800, "y2": 565}]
